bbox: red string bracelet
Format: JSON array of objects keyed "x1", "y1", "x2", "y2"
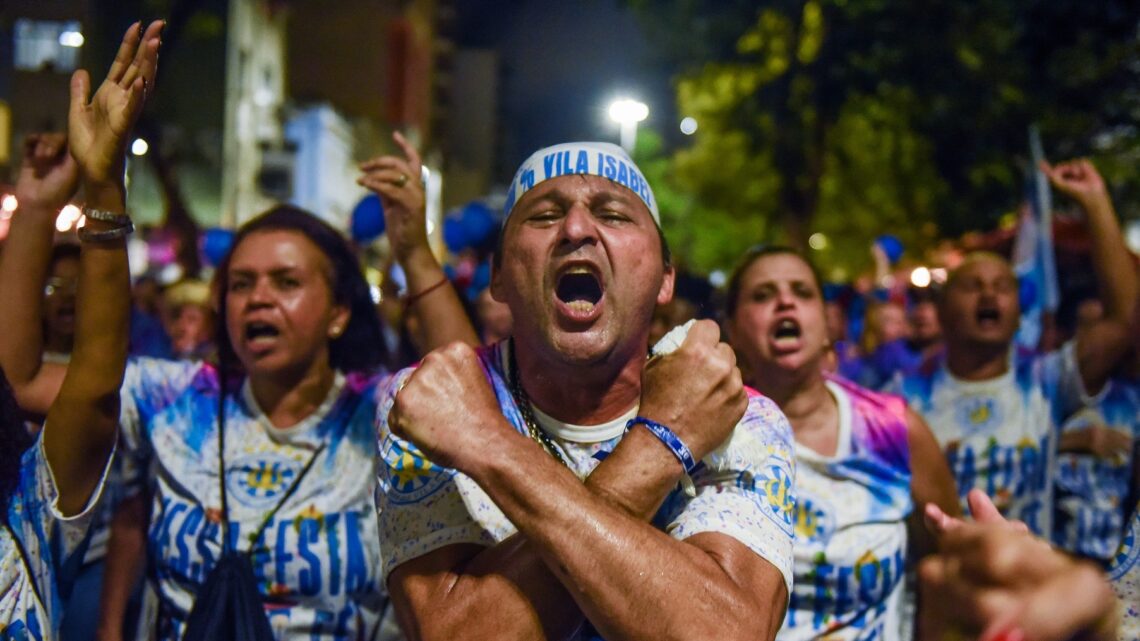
[{"x1": 403, "y1": 276, "x2": 449, "y2": 311}]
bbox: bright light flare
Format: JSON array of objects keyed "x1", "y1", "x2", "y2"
[
  {"x1": 59, "y1": 30, "x2": 85, "y2": 48},
  {"x1": 131, "y1": 138, "x2": 149, "y2": 156},
  {"x1": 1, "y1": 195, "x2": 17, "y2": 216},
  {"x1": 55, "y1": 204, "x2": 82, "y2": 232},
  {"x1": 608, "y1": 99, "x2": 649, "y2": 124},
  {"x1": 808, "y1": 233, "x2": 828, "y2": 250},
  {"x1": 679, "y1": 117, "x2": 698, "y2": 135},
  {"x1": 911, "y1": 267, "x2": 932, "y2": 288}
]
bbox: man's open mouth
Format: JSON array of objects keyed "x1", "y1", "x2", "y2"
[
  {"x1": 555, "y1": 267, "x2": 604, "y2": 315},
  {"x1": 976, "y1": 307, "x2": 1001, "y2": 327}
]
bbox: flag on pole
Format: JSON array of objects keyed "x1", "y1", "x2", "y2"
[{"x1": 1013, "y1": 125, "x2": 1060, "y2": 350}]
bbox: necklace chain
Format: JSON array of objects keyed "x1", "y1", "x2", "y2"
[{"x1": 507, "y1": 339, "x2": 570, "y2": 467}]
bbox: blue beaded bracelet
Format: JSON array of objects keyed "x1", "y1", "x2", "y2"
[{"x1": 626, "y1": 416, "x2": 698, "y2": 474}]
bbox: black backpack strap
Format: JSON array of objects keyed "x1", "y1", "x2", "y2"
[{"x1": 244, "y1": 442, "x2": 327, "y2": 556}]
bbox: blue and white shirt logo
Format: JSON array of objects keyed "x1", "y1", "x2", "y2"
[
  {"x1": 380, "y1": 435, "x2": 452, "y2": 505},
  {"x1": 955, "y1": 395, "x2": 1003, "y2": 436},
  {"x1": 227, "y1": 453, "x2": 303, "y2": 509}
]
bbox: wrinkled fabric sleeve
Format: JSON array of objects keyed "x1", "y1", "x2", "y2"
[
  {"x1": 374, "y1": 369, "x2": 497, "y2": 582},
  {"x1": 665, "y1": 394, "x2": 797, "y2": 595}
]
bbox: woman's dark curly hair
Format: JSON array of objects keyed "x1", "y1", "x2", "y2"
[
  {"x1": 213, "y1": 204, "x2": 386, "y2": 374},
  {"x1": 0, "y1": 367, "x2": 34, "y2": 516}
]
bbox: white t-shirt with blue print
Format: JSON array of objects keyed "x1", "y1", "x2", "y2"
[
  {"x1": 1, "y1": 435, "x2": 110, "y2": 641},
  {"x1": 118, "y1": 357, "x2": 386, "y2": 641},
  {"x1": 375, "y1": 342, "x2": 797, "y2": 640},
  {"x1": 779, "y1": 378, "x2": 913, "y2": 641},
  {"x1": 1053, "y1": 377, "x2": 1140, "y2": 561},
  {"x1": 893, "y1": 343, "x2": 1085, "y2": 536},
  {"x1": 1109, "y1": 502, "x2": 1139, "y2": 640}
]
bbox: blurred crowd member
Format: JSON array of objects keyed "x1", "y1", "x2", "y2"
[
  {"x1": 1053, "y1": 294, "x2": 1140, "y2": 563},
  {"x1": 824, "y1": 293, "x2": 864, "y2": 380},
  {"x1": 725, "y1": 246, "x2": 959, "y2": 641},
  {"x1": 0, "y1": 21, "x2": 155, "y2": 639},
  {"x1": 475, "y1": 286, "x2": 513, "y2": 344},
  {"x1": 3, "y1": 100, "x2": 476, "y2": 640},
  {"x1": 855, "y1": 289, "x2": 944, "y2": 390},
  {"x1": 860, "y1": 300, "x2": 908, "y2": 359},
  {"x1": 378, "y1": 142, "x2": 795, "y2": 641},
  {"x1": 128, "y1": 275, "x2": 171, "y2": 358},
  {"x1": 893, "y1": 159, "x2": 1139, "y2": 536},
  {"x1": 43, "y1": 244, "x2": 81, "y2": 363},
  {"x1": 160, "y1": 279, "x2": 215, "y2": 360}
]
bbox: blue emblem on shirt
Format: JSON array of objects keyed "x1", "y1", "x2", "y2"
[
  {"x1": 955, "y1": 395, "x2": 1003, "y2": 436},
  {"x1": 227, "y1": 453, "x2": 303, "y2": 508},
  {"x1": 380, "y1": 435, "x2": 452, "y2": 505}
]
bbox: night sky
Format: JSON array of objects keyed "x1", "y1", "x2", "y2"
[{"x1": 455, "y1": 0, "x2": 674, "y2": 176}]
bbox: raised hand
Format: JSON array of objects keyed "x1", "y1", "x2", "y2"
[
  {"x1": 358, "y1": 131, "x2": 428, "y2": 264},
  {"x1": 1039, "y1": 158, "x2": 1108, "y2": 212},
  {"x1": 639, "y1": 319, "x2": 747, "y2": 462},
  {"x1": 68, "y1": 20, "x2": 163, "y2": 186},
  {"x1": 14, "y1": 133, "x2": 78, "y2": 213}
]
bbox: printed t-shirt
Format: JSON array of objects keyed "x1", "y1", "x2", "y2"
[
  {"x1": 119, "y1": 357, "x2": 386, "y2": 641},
  {"x1": 1, "y1": 435, "x2": 110, "y2": 640},
  {"x1": 893, "y1": 344, "x2": 1084, "y2": 536},
  {"x1": 376, "y1": 341, "x2": 797, "y2": 636},
  {"x1": 1109, "y1": 502, "x2": 1139, "y2": 640},
  {"x1": 779, "y1": 377, "x2": 912, "y2": 641},
  {"x1": 1053, "y1": 377, "x2": 1140, "y2": 561}
]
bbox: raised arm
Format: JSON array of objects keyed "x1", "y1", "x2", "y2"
[
  {"x1": 1041, "y1": 159, "x2": 1139, "y2": 394},
  {"x1": 0, "y1": 134, "x2": 76, "y2": 415},
  {"x1": 45, "y1": 20, "x2": 162, "y2": 516},
  {"x1": 358, "y1": 132, "x2": 479, "y2": 350}
]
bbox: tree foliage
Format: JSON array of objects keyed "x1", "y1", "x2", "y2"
[{"x1": 627, "y1": 0, "x2": 1140, "y2": 276}]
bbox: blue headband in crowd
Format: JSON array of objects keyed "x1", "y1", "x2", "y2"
[{"x1": 503, "y1": 142, "x2": 659, "y2": 224}]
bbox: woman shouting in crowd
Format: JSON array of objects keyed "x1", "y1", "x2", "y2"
[
  {"x1": 0, "y1": 26, "x2": 475, "y2": 641},
  {"x1": 725, "y1": 246, "x2": 961, "y2": 641}
]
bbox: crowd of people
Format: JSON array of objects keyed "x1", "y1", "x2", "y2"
[{"x1": 0, "y1": 19, "x2": 1138, "y2": 641}]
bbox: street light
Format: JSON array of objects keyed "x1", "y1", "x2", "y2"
[{"x1": 608, "y1": 99, "x2": 649, "y2": 152}]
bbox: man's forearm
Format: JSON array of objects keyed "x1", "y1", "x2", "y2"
[
  {"x1": 1084, "y1": 197, "x2": 1138, "y2": 324},
  {"x1": 397, "y1": 428, "x2": 693, "y2": 641},
  {"x1": 463, "y1": 428, "x2": 772, "y2": 641}
]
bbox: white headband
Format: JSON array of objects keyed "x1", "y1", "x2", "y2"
[{"x1": 503, "y1": 142, "x2": 659, "y2": 224}]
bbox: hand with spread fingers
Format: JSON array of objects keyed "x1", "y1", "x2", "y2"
[
  {"x1": 358, "y1": 131, "x2": 429, "y2": 265},
  {"x1": 917, "y1": 522, "x2": 1117, "y2": 641},
  {"x1": 68, "y1": 19, "x2": 163, "y2": 188}
]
